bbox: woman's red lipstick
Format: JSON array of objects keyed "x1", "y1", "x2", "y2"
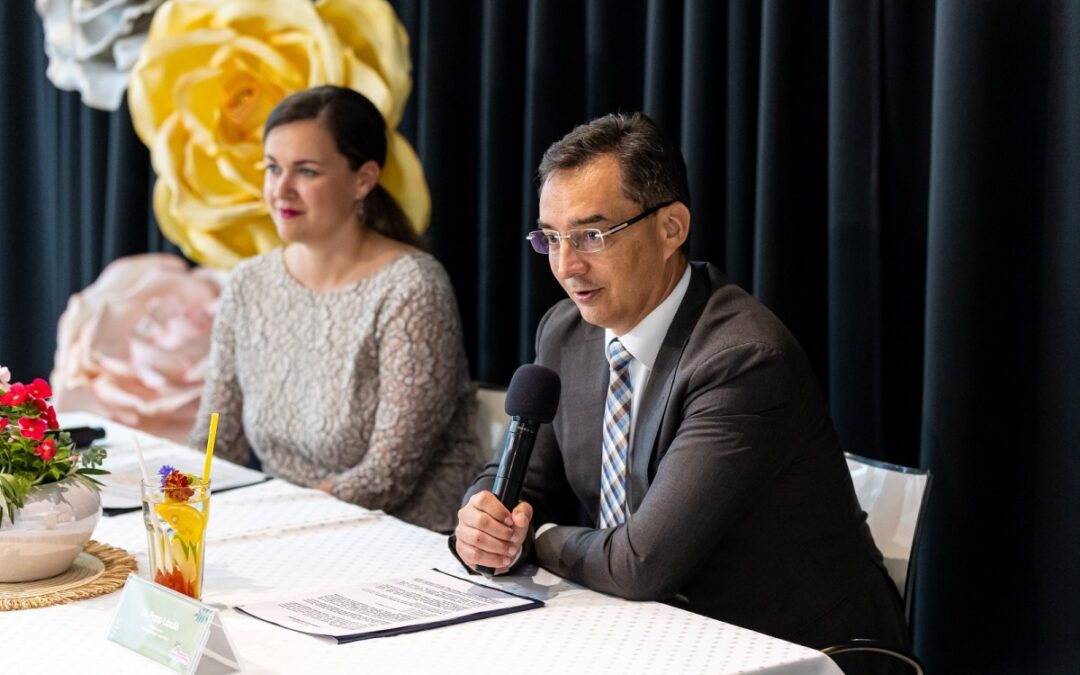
[{"x1": 279, "y1": 208, "x2": 300, "y2": 219}]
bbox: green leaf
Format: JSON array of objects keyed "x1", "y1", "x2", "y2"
[
  {"x1": 0, "y1": 472, "x2": 33, "y2": 527},
  {"x1": 72, "y1": 471, "x2": 104, "y2": 490},
  {"x1": 77, "y1": 444, "x2": 108, "y2": 470}
]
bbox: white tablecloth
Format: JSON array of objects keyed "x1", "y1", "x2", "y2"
[{"x1": 0, "y1": 417, "x2": 842, "y2": 675}]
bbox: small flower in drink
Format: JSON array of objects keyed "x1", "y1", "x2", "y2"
[{"x1": 161, "y1": 466, "x2": 194, "y2": 503}]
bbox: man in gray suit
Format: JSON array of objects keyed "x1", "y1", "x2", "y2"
[{"x1": 454, "y1": 112, "x2": 908, "y2": 650}]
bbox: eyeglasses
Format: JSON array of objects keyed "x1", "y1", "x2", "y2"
[{"x1": 525, "y1": 200, "x2": 675, "y2": 255}]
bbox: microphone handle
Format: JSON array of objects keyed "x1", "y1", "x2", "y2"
[{"x1": 477, "y1": 418, "x2": 538, "y2": 575}]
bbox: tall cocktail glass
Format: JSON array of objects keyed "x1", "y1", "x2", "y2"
[{"x1": 140, "y1": 479, "x2": 210, "y2": 600}]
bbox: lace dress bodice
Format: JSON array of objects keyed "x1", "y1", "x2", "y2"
[{"x1": 191, "y1": 249, "x2": 479, "y2": 532}]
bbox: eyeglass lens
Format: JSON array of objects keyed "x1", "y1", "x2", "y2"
[{"x1": 528, "y1": 229, "x2": 605, "y2": 254}]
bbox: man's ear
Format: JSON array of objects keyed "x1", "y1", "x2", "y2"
[{"x1": 660, "y1": 201, "x2": 690, "y2": 258}]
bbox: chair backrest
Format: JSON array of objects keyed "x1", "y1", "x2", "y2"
[
  {"x1": 845, "y1": 453, "x2": 932, "y2": 620},
  {"x1": 474, "y1": 384, "x2": 511, "y2": 465}
]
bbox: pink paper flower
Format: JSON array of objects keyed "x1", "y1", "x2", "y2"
[{"x1": 51, "y1": 253, "x2": 225, "y2": 442}]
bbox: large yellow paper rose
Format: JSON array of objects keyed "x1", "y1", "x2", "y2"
[{"x1": 128, "y1": 0, "x2": 429, "y2": 269}]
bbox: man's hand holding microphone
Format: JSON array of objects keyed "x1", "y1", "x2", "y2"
[{"x1": 454, "y1": 364, "x2": 560, "y2": 575}]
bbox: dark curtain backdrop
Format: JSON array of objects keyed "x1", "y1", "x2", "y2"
[{"x1": 2, "y1": 1, "x2": 1078, "y2": 671}]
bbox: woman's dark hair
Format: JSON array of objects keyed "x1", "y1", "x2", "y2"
[{"x1": 264, "y1": 86, "x2": 424, "y2": 250}]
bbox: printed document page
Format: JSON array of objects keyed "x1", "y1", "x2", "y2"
[{"x1": 236, "y1": 569, "x2": 542, "y2": 643}]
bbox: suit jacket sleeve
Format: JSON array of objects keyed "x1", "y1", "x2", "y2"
[{"x1": 532, "y1": 340, "x2": 803, "y2": 601}]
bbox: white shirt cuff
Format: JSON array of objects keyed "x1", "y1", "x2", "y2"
[{"x1": 535, "y1": 522, "x2": 557, "y2": 538}]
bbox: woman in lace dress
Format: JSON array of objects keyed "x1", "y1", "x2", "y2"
[{"x1": 191, "y1": 86, "x2": 479, "y2": 533}]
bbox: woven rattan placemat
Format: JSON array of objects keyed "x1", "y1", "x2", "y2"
[{"x1": 0, "y1": 540, "x2": 137, "y2": 611}]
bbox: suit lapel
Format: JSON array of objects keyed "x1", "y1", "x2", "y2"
[
  {"x1": 628, "y1": 262, "x2": 714, "y2": 512},
  {"x1": 560, "y1": 321, "x2": 608, "y2": 508}
]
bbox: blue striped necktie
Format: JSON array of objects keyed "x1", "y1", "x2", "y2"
[{"x1": 599, "y1": 338, "x2": 633, "y2": 528}]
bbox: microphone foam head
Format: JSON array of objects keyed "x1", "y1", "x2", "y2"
[{"x1": 504, "y1": 364, "x2": 561, "y2": 423}]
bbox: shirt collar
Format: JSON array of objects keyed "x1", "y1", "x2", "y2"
[{"x1": 605, "y1": 264, "x2": 692, "y2": 370}]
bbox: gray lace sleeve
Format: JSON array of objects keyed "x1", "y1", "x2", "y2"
[
  {"x1": 329, "y1": 265, "x2": 465, "y2": 511},
  {"x1": 189, "y1": 276, "x2": 251, "y2": 466}
]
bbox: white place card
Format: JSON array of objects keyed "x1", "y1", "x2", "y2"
[{"x1": 107, "y1": 575, "x2": 242, "y2": 674}]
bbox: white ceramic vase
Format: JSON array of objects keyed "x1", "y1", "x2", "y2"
[{"x1": 0, "y1": 475, "x2": 101, "y2": 583}]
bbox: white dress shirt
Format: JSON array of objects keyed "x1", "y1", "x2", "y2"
[{"x1": 603, "y1": 263, "x2": 692, "y2": 452}]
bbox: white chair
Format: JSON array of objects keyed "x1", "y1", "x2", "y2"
[
  {"x1": 845, "y1": 452, "x2": 932, "y2": 620},
  {"x1": 474, "y1": 384, "x2": 510, "y2": 465},
  {"x1": 821, "y1": 453, "x2": 932, "y2": 675}
]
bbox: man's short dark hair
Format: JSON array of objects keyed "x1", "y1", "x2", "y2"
[{"x1": 538, "y1": 112, "x2": 691, "y2": 213}]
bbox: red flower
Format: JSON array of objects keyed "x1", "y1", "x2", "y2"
[
  {"x1": 26, "y1": 378, "x2": 52, "y2": 400},
  {"x1": 163, "y1": 470, "x2": 195, "y2": 502},
  {"x1": 0, "y1": 418, "x2": 7, "y2": 429},
  {"x1": 35, "y1": 438, "x2": 57, "y2": 462},
  {"x1": 18, "y1": 417, "x2": 47, "y2": 441},
  {"x1": 43, "y1": 405, "x2": 59, "y2": 430},
  {"x1": 0, "y1": 383, "x2": 27, "y2": 406}
]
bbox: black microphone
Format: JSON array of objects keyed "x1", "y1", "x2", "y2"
[{"x1": 477, "y1": 364, "x2": 560, "y2": 575}]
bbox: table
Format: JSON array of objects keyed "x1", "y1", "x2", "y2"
[{"x1": 1, "y1": 416, "x2": 842, "y2": 674}]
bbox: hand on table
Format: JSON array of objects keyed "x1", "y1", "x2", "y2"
[{"x1": 454, "y1": 490, "x2": 532, "y2": 574}]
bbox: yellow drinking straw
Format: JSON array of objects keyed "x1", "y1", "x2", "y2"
[{"x1": 202, "y1": 412, "x2": 219, "y2": 485}]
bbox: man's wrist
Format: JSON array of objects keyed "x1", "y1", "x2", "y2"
[{"x1": 495, "y1": 522, "x2": 553, "y2": 575}]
